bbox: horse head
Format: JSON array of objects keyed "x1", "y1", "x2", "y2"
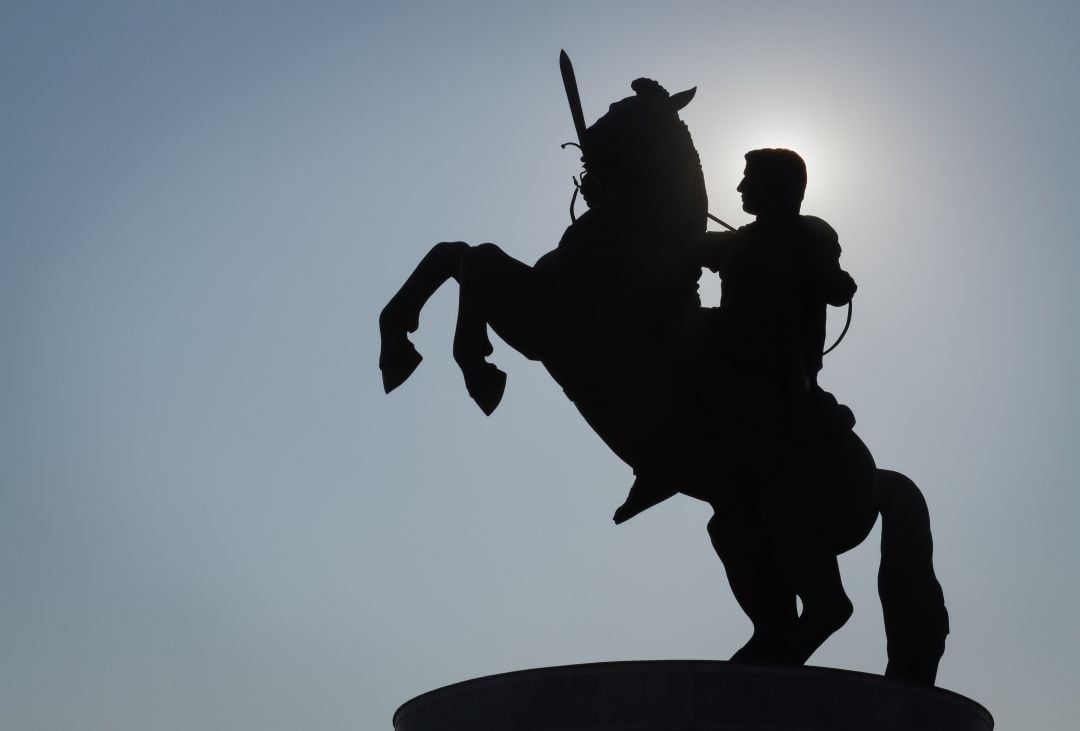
[{"x1": 578, "y1": 78, "x2": 708, "y2": 234}]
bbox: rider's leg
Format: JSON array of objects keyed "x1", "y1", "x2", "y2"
[{"x1": 380, "y1": 241, "x2": 470, "y2": 392}]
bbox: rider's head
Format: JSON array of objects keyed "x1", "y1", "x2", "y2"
[{"x1": 738, "y1": 148, "x2": 807, "y2": 219}]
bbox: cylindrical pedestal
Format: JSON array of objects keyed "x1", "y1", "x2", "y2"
[{"x1": 394, "y1": 660, "x2": 992, "y2": 730}]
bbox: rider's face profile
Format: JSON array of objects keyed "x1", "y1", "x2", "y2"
[
  {"x1": 737, "y1": 159, "x2": 803, "y2": 219},
  {"x1": 737, "y1": 166, "x2": 763, "y2": 215}
]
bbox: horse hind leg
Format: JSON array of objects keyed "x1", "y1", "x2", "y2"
[
  {"x1": 708, "y1": 512, "x2": 800, "y2": 665},
  {"x1": 791, "y1": 554, "x2": 853, "y2": 664},
  {"x1": 379, "y1": 241, "x2": 470, "y2": 393}
]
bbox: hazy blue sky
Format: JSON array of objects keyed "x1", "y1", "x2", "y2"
[{"x1": 3, "y1": 2, "x2": 1078, "y2": 729}]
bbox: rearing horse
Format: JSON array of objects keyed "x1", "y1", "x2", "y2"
[
  {"x1": 379, "y1": 67, "x2": 949, "y2": 685},
  {"x1": 380, "y1": 76, "x2": 713, "y2": 474}
]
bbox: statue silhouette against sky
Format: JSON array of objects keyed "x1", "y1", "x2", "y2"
[{"x1": 379, "y1": 52, "x2": 948, "y2": 685}]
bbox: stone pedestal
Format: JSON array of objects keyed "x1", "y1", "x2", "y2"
[{"x1": 394, "y1": 660, "x2": 992, "y2": 730}]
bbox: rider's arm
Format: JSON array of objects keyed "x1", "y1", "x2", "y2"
[
  {"x1": 694, "y1": 230, "x2": 739, "y2": 278},
  {"x1": 802, "y1": 217, "x2": 856, "y2": 306},
  {"x1": 811, "y1": 245, "x2": 856, "y2": 306},
  {"x1": 822, "y1": 267, "x2": 857, "y2": 306}
]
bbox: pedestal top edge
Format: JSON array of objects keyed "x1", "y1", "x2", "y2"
[{"x1": 393, "y1": 660, "x2": 992, "y2": 727}]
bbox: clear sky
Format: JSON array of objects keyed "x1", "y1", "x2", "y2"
[{"x1": 3, "y1": 2, "x2": 1078, "y2": 729}]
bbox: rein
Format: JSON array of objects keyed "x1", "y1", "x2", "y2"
[{"x1": 822, "y1": 301, "x2": 853, "y2": 356}]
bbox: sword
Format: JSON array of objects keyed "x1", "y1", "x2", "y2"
[{"x1": 560, "y1": 50, "x2": 589, "y2": 153}]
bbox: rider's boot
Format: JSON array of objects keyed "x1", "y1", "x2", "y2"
[
  {"x1": 379, "y1": 303, "x2": 423, "y2": 394},
  {"x1": 613, "y1": 474, "x2": 678, "y2": 524}
]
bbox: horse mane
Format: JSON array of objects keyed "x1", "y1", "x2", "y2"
[{"x1": 589, "y1": 78, "x2": 708, "y2": 236}]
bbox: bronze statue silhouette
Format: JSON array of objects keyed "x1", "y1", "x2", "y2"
[{"x1": 379, "y1": 52, "x2": 948, "y2": 685}]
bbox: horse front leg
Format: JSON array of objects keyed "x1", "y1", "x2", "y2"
[
  {"x1": 452, "y1": 243, "x2": 539, "y2": 415},
  {"x1": 453, "y1": 284, "x2": 505, "y2": 415},
  {"x1": 379, "y1": 241, "x2": 469, "y2": 393}
]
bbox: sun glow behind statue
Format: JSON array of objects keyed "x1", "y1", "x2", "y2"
[
  {"x1": 697, "y1": 119, "x2": 846, "y2": 309},
  {"x1": 733, "y1": 124, "x2": 839, "y2": 209}
]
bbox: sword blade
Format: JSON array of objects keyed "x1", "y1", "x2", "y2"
[{"x1": 559, "y1": 50, "x2": 588, "y2": 151}]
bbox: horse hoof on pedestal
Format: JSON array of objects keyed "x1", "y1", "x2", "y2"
[
  {"x1": 465, "y1": 363, "x2": 506, "y2": 416},
  {"x1": 380, "y1": 339, "x2": 423, "y2": 394}
]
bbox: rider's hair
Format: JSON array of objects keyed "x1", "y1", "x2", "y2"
[{"x1": 745, "y1": 148, "x2": 807, "y2": 206}]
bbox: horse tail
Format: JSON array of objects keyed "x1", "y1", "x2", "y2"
[{"x1": 875, "y1": 469, "x2": 949, "y2": 685}]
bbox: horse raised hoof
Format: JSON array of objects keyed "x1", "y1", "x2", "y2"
[
  {"x1": 379, "y1": 302, "x2": 424, "y2": 393},
  {"x1": 464, "y1": 362, "x2": 507, "y2": 416},
  {"x1": 380, "y1": 337, "x2": 423, "y2": 394}
]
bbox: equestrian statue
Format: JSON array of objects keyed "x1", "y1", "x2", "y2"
[{"x1": 378, "y1": 52, "x2": 948, "y2": 685}]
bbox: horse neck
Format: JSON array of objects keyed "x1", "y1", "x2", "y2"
[
  {"x1": 629, "y1": 171, "x2": 707, "y2": 239},
  {"x1": 635, "y1": 128, "x2": 709, "y2": 238}
]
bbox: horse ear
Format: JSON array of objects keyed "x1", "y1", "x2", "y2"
[{"x1": 670, "y1": 87, "x2": 696, "y2": 111}]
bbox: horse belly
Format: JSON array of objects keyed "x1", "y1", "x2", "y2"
[
  {"x1": 813, "y1": 430, "x2": 879, "y2": 554},
  {"x1": 546, "y1": 343, "x2": 704, "y2": 476}
]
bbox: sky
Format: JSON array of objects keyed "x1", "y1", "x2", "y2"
[{"x1": 3, "y1": 2, "x2": 1079, "y2": 729}]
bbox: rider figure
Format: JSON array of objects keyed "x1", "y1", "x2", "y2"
[
  {"x1": 614, "y1": 148, "x2": 856, "y2": 523},
  {"x1": 699, "y1": 148, "x2": 856, "y2": 436}
]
